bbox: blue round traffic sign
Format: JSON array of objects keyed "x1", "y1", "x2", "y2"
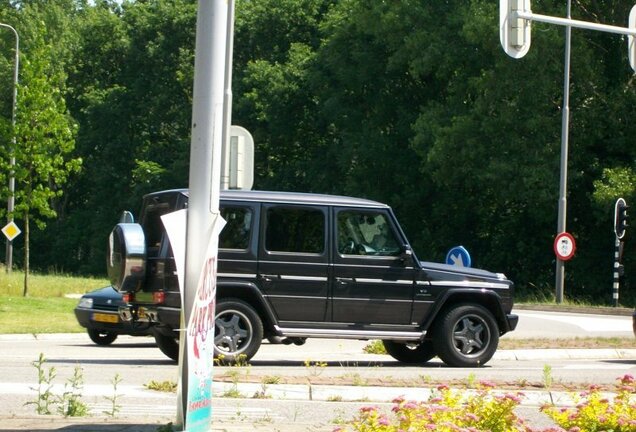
[{"x1": 446, "y1": 246, "x2": 471, "y2": 268}]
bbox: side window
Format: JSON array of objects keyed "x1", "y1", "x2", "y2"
[
  {"x1": 265, "y1": 207, "x2": 325, "y2": 254},
  {"x1": 220, "y1": 206, "x2": 253, "y2": 250},
  {"x1": 337, "y1": 210, "x2": 400, "y2": 256}
]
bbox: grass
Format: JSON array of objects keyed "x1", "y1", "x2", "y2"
[{"x1": 0, "y1": 270, "x2": 109, "y2": 334}]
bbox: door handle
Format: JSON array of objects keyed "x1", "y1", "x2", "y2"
[
  {"x1": 259, "y1": 274, "x2": 277, "y2": 283},
  {"x1": 335, "y1": 277, "x2": 354, "y2": 285}
]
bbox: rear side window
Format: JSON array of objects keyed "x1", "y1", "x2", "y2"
[
  {"x1": 220, "y1": 206, "x2": 252, "y2": 250},
  {"x1": 265, "y1": 207, "x2": 325, "y2": 254}
]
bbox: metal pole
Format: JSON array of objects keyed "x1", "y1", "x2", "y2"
[
  {"x1": 555, "y1": 0, "x2": 571, "y2": 304},
  {"x1": 0, "y1": 23, "x2": 18, "y2": 273},
  {"x1": 612, "y1": 236, "x2": 621, "y2": 306},
  {"x1": 220, "y1": 0, "x2": 235, "y2": 191},
  {"x1": 177, "y1": 0, "x2": 228, "y2": 429}
]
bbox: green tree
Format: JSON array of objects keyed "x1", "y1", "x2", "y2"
[{"x1": 9, "y1": 25, "x2": 81, "y2": 295}]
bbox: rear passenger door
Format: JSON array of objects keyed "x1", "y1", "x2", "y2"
[
  {"x1": 331, "y1": 208, "x2": 415, "y2": 325},
  {"x1": 257, "y1": 204, "x2": 329, "y2": 323}
]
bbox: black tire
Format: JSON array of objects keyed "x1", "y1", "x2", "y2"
[
  {"x1": 382, "y1": 340, "x2": 436, "y2": 363},
  {"x1": 87, "y1": 329, "x2": 118, "y2": 346},
  {"x1": 432, "y1": 304, "x2": 499, "y2": 367},
  {"x1": 154, "y1": 331, "x2": 179, "y2": 362},
  {"x1": 214, "y1": 298, "x2": 263, "y2": 363}
]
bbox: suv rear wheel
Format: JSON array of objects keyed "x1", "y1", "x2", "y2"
[
  {"x1": 153, "y1": 330, "x2": 179, "y2": 361},
  {"x1": 214, "y1": 299, "x2": 263, "y2": 363},
  {"x1": 432, "y1": 304, "x2": 499, "y2": 367},
  {"x1": 382, "y1": 340, "x2": 436, "y2": 363}
]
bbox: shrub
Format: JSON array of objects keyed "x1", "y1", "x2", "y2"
[
  {"x1": 541, "y1": 374, "x2": 636, "y2": 432},
  {"x1": 334, "y1": 383, "x2": 531, "y2": 432}
]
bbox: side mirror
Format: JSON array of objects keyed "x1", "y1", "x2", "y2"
[{"x1": 400, "y1": 245, "x2": 413, "y2": 264}]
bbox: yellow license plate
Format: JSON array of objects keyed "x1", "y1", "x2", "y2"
[{"x1": 92, "y1": 312, "x2": 119, "y2": 324}]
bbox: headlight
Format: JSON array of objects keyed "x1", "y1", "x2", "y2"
[{"x1": 78, "y1": 297, "x2": 93, "y2": 309}]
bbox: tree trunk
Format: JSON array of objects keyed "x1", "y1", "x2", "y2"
[{"x1": 22, "y1": 212, "x2": 29, "y2": 297}]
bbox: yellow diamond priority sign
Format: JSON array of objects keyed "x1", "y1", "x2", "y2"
[{"x1": 2, "y1": 221, "x2": 21, "y2": 241}]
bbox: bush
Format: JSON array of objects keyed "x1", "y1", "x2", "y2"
[
  {"x1": 334, "y1": 382, "x2": 531, "y2": 432},
  {"x1": 335, "y1": 376, "x2": 636, "y2": 432},
  {"x1": 541, "y1": 374, "x2": 636, "y2": 432}
]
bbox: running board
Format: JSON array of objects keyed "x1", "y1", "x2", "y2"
[{"x1": 275, "y1": 326, "x2": 425, "y2": 341}]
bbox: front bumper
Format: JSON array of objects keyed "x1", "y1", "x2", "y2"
[{"x1": 506, "y1": 313, "x2": 519, "y2": 332}]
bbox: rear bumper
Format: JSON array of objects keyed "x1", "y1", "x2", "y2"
[{"x1": 119, "y1": 304, "x2": 180, "y2": 330}]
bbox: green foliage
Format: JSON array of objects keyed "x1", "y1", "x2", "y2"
[
  {"x1": 336, "y1": 383, "x2": 529, "y2": 432},
  {"x1": 25, "y1": 353, "x2": 57, "y2": 415},
  {"x1": 0, "y1": 0, "x2": 633, "y2": 305},
  {"x1": 57, "y1": 364, "x2": 89, "y2": 417},
  {"x1": 542, "y1": 374, "x2": 636, "y2": 431},
  {"x1": 144, "y1": 380, "x2": 177, "y2": 393},
  {"x1": 103, "y1": 373, "x2": 123, "y2": 417}
]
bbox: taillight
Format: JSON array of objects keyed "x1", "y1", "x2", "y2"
[
  {"x1": 122, "y1": 293, "x2": 134, "y2": 303},
  {"x1": 153, "y1": 291, "x2": 165, "y2": 304}
]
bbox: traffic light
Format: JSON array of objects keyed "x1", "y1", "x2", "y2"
[
  {"x1": 629, "y1": 5, "x2": 636, "y2": 72},
  {"x1": 615, "y1": 198, "x2": 629, "y2": 240},
  {"x1": 500, "y1": 0, "x2": 531, "y2": 59}
]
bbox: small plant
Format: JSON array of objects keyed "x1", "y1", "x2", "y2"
[
  {"x1": 304, "y1": 359, "x2": 328, "y2": 378},
  {"x1": 343, "y1": 372, "x2": 367, "y2": 386},
  {"x1": 542, "y1": 374, "x2": 636, "y2": 431},
  {"x1": 57, "y1": 364, "x2": 89, "y2": 417},
  {"x1": 103, "y1": 373, "x2": 123, "y2": 417},
  {"x1": 26, "y1": 353, "x2": 57, "y2": 415},
  {"x1": 542, "y1": 364, "x2": 553, "y2": 390},
  {"x1": 145, "y1": 380, "x2": 177, "y2": 392},
  {"x1": 363, "y1": 340, "x2": 387, "y2": 355},
  {"x1": 327, "y1": 394, "x2": 343, "y2": 402},
  {"x1": 466, "y1": 372, "x2": 477, "y2": 389},
  {"x1": 252, "y1": 381, "x2": 272, "y2": 399},
  {"x1": 261, "y1": 375, "x2": 281, "y2": 385},
  {"x1": 156, "y1": 422, "x2": 176, "y2": 432}
]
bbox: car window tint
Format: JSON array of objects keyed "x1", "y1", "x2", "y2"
[
  {"x1": 220, "y1": 207, "x2": 252, "y2": 250},
  {"x1": 337, "y1": 211, "x2": 400, "y2": 256},
  {"x1": 265, "y1": 207, "x2": 324, "y2": 254}
]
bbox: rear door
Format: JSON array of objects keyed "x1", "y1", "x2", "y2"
[{"x1": 257, "y1": 204, "x2": 329, "y2": 323}]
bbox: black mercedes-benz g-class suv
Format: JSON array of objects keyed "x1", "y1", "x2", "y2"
[{"x1": 108, "y1": 189, "x2": 517, "y2": 367}]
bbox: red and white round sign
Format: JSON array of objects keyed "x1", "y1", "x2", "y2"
[{"x1": 554, "y1": 232, "x2": 576, "y2": 261}]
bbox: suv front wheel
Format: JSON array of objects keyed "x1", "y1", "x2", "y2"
[
  {"x1": 432, "y1": 304, "x2": 499, "y2": 367},
  {"x1": 214, "y1": 298, "x2": 263, "y2": 363}
]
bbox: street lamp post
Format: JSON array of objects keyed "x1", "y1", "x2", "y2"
[{"x1": 0, "y1": 23, "x2": 18, "y2": 273}]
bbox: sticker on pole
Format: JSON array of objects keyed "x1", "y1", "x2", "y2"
[
  {"x1": 554, "y1": 232, "x2": 576, "y2": 261},
  {"x1": 2, "y1": 221, "x2": 21, "y2": 241}
]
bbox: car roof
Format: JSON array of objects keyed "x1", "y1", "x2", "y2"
[{"x1": 145, "y1": 188, "x2": 389, "y2": 209}]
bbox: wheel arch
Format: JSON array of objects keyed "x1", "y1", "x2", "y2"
[
  {"x1": 421, "y1": 289, "x2": 511, "y2": 336},
  {"x1": 216, "y1": 281, "x2": 278, "y2": 337}
]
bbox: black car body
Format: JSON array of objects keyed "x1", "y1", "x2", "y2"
[
  {"x1": 74, "y1": 286, "x2": 151, "y2": 345},
  {"x1": 108, "y1": 189, "x2": 518, "y2": 366}
]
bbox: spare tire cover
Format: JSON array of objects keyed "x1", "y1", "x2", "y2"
[{"x1": 107, "y1": 223, "x2": 146, "y2": 292}]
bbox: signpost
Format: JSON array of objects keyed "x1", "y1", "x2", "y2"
[
  {"x1": 612, "y1": 198, "x2": 628, "y2": 307},
  {"x1": 445, "y1": 246, "x2": 472, "y2": 268},
  {"x1": 553, "y1": 232, "x2": 576, "y2": 261}
]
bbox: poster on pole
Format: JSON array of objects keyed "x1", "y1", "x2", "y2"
[
  {"x1": 161, "y1": 211, "x2": 226, "y2": 430},
  {"x1": 185, "y1": 214, "x2": 225, "y2": 431}
]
